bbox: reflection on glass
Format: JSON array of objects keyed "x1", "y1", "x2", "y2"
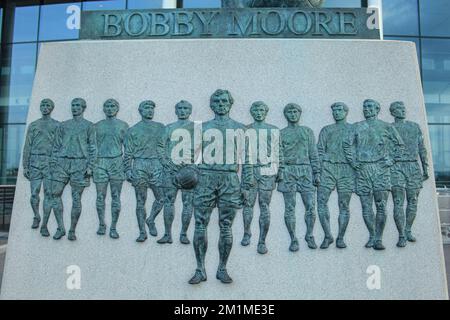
[
  {"x1": 127, "y1": 0, "x2": 164, "y2": 9},
  {"x1": 0, "y1": 44, "x2": 37, "y2": 124},
  {"x1": 39, "y1": 3, "x2": 81, "y2": 41},
  {"x1": 323, "y1": 0, "x2": 361, "y2": 7},
  {"x1": 420, "y1": 0, "x2": 450, "y2": 37},
  {"x1": 422, "y1": 39, "x2": 450, "y2": 108},
  {"x1": 382, "y1": 0, "x2": 418, "y2": 36},
  {"x1": 83, "y1": 0, "x2": 126, "y2": 11},
  {"x1": 429, "y1": 124, "x2": 450, "y2": 187},
  {"x1": 1, "y1": 124, "x2": 26, "y2": 184},
  {"x1": 183, "y1": 0, "x2": 221, "y2": 8},
  {"x1": 384, "y1": 36, "x2": 420, "y2": 63},
  {"x1": 13, "y1": 6, "x2": 39, "y2": 43}
]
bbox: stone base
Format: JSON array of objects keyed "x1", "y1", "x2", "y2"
[{"x1": 0, "y1": 39, "x2": 447, "y2": 299}]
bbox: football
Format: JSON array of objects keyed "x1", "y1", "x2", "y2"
[{"x1": 175, "y1": 167, "x2": 199, "y2": 190}]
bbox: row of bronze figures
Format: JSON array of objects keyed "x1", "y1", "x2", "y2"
[{"x1": 23, "y1": 89, "x2": 428, "y2": 284}]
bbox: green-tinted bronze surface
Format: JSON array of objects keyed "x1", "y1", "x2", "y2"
[
  {"x1": 80, "y1": 8, "x2": 380, "y2": 40},
  {"x1": 22, "y1": 99, "x2": 59, "y2": 233},
  {"x1": 389, "y1": 101, "x2": 429, "y2": 247},
  {"x1": 317, "y1": 102, "x2": 354, "y2": 249},
  {"x1": 49, "y1": 98, "x2": 95, "y2": 241},
  {"x1": 222, "y1": 0, "x2": 324, "y2": 8},
  {"x1": 123, "y1": 100, "x2": 166, "y2": 242},
  {"x1": 158, "y1": 100, "x2": 195, "y2": 245},
  {"x1": 241, "y1": 101, "x2": 279, "y2": 255},
  {"x1": 91, "y1": 99, "x2": 129, "y2": 239},
  {"x1": 343, "y1": 99, "x2": 404, "y2": 251},
  {"x1": 278, "y1": 103, "x2": 320, "y2": 252}
]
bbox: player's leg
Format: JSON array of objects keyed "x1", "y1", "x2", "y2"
[
  {"x1": 359, "y1": 193, "x2": 375, "y2": 248},
  {"x1": 301, "y1": 191, "x2": 317, "y2": 249},
  {"x1": 110, "y1": 180, "x2": 123, "y2": 239},
  {"x1": 373, "y1": 190, "x2": 389, "y2": 250},
  {"x1": 317, "y1": 186, "x2": 333, "y2": 249},
  {"x1": 180, "y1": 190, "x2": 194, "y2": 244},
  {"x1": 257, "y1": 189, "x2": 273, "y2": 254},
  {"x1": 41, "y1": 178, "x2": 53, "y2": 236},
  {"x1": 189, "y1": 207, "x2": 213, "y2": 284},
  {"x1": 158, "y1": 187, "x2": 177, "y2": 244},
  {"x1": 405, "y1": 188, "x2": 420, "y2": 242},
  {"x1": 50, "y1": 180, "x2": 67, "y2": 240},
  {"x1": 282, "y1": 191, "x2": 298, "y2": 252},
  {"x1": 95, "y1": 182, "x2": 108, "y2": 235},
  {"x1": 241, "y1": 188, "x2": 257, "y2": 246},
  {"x1": 147, "y1": 185, "x2": 165, "y2": 237},
  {"x1": 30, "y1": 178, "x2": 42, "y2": 228},
  {"x1": 336, "y1": 192, "x2": 352, "y2": 248},
  {"x1": 217, "y1": 206, "x2": 237, "y2": 283},
  {"x1": 392, "y1": 186, "x2": 406, "y2": 247},
  {"x1": 135, "y1": 186, "x2": 148, "y2": 242},
  {"x1": 68, "y1": 185, "x2": 85, "y2": 241}
]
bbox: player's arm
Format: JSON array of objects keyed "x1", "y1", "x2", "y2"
[
  {"x1": 123, "y1": 130, "x2": 134, "y2": 182},
  {"x1": 342, "y1": 125, "x2": 358, "y2": 170},
  {"x1": 308, "y1": 129, "x2": 321, "y2": 186},
  {"x1": 22, "y1": 124, "x2": 33, "y2": 179},
  {"x1": 417, "y1": 125, "x2": 429, "y2": 180}
]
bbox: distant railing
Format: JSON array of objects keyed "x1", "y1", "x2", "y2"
[{"x1": 0, "y1": 185, "x2": 15, "y2": 231}]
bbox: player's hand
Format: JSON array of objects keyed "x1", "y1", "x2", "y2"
[
  {"x1": 23, "y1": 168, "x2": 30, "y2": 180},
  {"x1": 126, "y1": 170, "x2": 133, "y2": 183},
  {"x1": 85, "y1": 168, "x2": 92, "y2": 178},
  {"x1": 313, "y1": 173, "x2": 321, "y2": 187},
  {"x1": 241, "y1": 189, "x2": 250, "y2": 207},
  {"x1": 383, "y1": 158, "x2": 395, "y2": 168},
  {"x1": 423, "y1": 171, "x2": 430, "y2": 181}
]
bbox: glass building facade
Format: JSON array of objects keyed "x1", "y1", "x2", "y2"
[{"x1": 0, "y1": 0, "x2": 449, "y2": 188}]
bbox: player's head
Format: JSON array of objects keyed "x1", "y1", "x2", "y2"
[
  {"x1": 71, "y1": 97, "x2": 86, "y2": 116},
  {"x1": 389, "y1": 101, "x2": 406, "y2": 119},
  {"x1": 210, "y1": 89, "x2": 234, "y2": 116},
  {"x1": 363, "y1": 99, "x2": 380, "y2": 119},
  {"x1": 283, "y1": 103, "x2": 302, "y2": 123},
  {"x1": 103, "y1": 98, "x2": 120, "y2": 118},
  {"x1": 40, "y1": 98, "x2": 55, "y2": 116},
  {"x1": 250, "y1": 101, "x2": 269, "y2": 122},
  {"x1": 139, "y1": 100, "x2": 156, "y2": 119},
  {"x1": 330, "y1": 102, "x2": 349, "y2": 122},
  {"x1": 175, "y1": 100, "x2": 192, "y2": 120}
]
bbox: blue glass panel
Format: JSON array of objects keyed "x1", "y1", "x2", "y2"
[
  {"x1": 0, "y1": 44, "x2": 37, "y2": 124},
  {"x1": 39, "y1": 3, "x2": 81, "y2": 41},
  {"x1": 127, "y1": 0, "x2": 164, "y2": 9},
  {"x1": 420, "y1": 0, "x2": 450, "y2": 37},
  {"x1": 2, "y1": 124, "x2": 26, "y2": 184},
  {"x1": 382, "y1": 0, "x2": 418, "y2": 36},
  {"x1": 183, "y1": 0, "x2": 221, "y2": 8},
  {"x1": 429, "y1": 124, "x2": 450, "y2": 187},
  {"x1": 83, "y1": 0, "x2": 127, "y2": 11},
  {"x1": 12, "y1": 6, "x2": 39, "y2": 43},
  {"x1": 323, "y1": 0, "x2": 361, "y2": 7}
]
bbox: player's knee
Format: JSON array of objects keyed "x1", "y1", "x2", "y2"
[{"x1": 30, "y1": 194, "x2": 40, "y2": 203}]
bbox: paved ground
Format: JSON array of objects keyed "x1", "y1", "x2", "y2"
[{"x1": 0, "y1": 241, "x2": 449, "y2": 297}]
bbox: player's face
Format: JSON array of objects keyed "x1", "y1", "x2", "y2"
[
  {"x1": 332, "y1": 105, "x2": 347, "y2": 121},
  {"x1": 176, "y1": 104, "x2": 192, "y2": 120},
  {"x1": 285, "y1": 107, "x2": 301, "y2": 123},
  {"x1": 103, "y1": 102, "x2": 119, "y2": 118},
  {"x1": 71, "y1": 100, "x2": 84, "y2": 116},
  {"x1": 392, "y1": 105, "x2": 406, "y2": 119},
  {"x1": 211, "y1": 93, "x2": 232, "y2": 116},
  {"x1": 363, "y1": 102, "x2": 379, "y2": 119},
  {"x1": 40, "y1": 101, "x2": 53, "y2": 116},
  {"x1": 251, "y1": 105, "x2": 267, "y2": 122},
  {"x1": 140, "y1": 103, "x2": 155, "y2": 119}
]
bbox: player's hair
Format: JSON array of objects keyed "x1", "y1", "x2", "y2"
[
  {"x1": 331, "y1": 102, "x2": 349, "y2": 113},
  {"x1": 104, "y1": 98, "x2": 119, "y2": 109},
  {"x1": 41, "y1": 98, "x2": 55, "y2": 110},
  {"x1": 250, "y1": 101, "x2": 269, "y2": 114},
  {"x1": 138, "y1": 100, "x2": 156, "y2": 112},
  {"x1": 210, "y1": 89, "x2": 234, "y2": 106},
  {"x1": 283, "y1": 103, "x2": 302, "y2": 116},
  {"x1": 175, "y1": 100, "x2": 192, "y2": 110},
  {"x1": 389, "y1": 101, "x2": 405, "y2": 114},
  {"x1": 363, "y1": 99, "x2": 380, "y2": 110},
  {"x1": 71, "y1": 97, "x2": 87, "y2": 110}
]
